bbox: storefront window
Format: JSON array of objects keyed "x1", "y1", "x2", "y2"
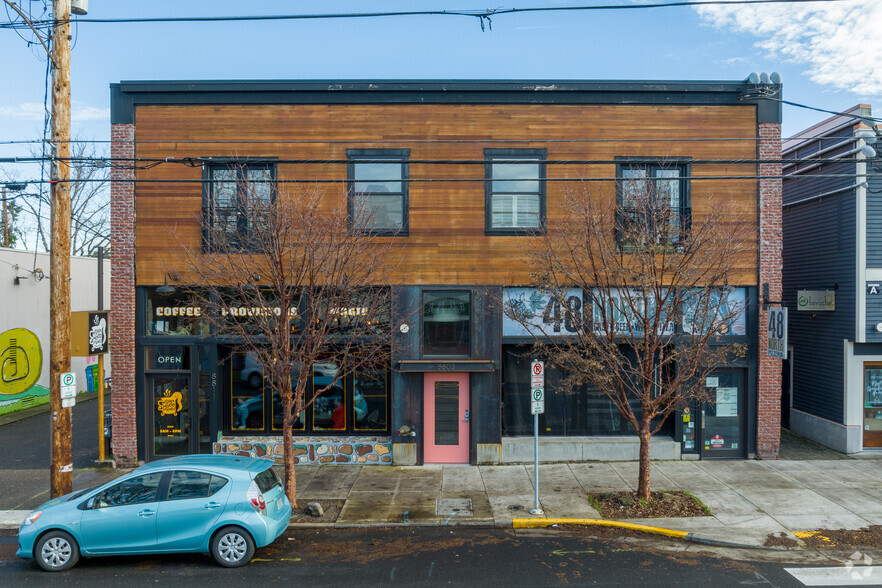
[
  {"x1": 353, "y1": 366, "x2": 388, "y2": 432},
  {"x1": 224, "y1": 349, "x2": 389, "y2": 435},
  {"x1": 146, "y1": 346, "x2": 190, "y2": 371},
  {"x1": 145, "y1": 288, "x2": 209, "y2": 336},
  {"x1": 230, "y1": 352, "x2": 265, "y2": 431},
  {"x1": 423, "y1": 291, "x2": 470, "y2": 356},
  {"x1": 501, "y1": 345, "x2": 670, "y2": 437}
]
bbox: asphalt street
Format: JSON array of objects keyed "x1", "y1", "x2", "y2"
[
  {"x1": 0, "y1": 395, "x2": 119, "y2": 511},
  {"x1": 0, "y1": 527, "x2": 817, "y2": 587}
]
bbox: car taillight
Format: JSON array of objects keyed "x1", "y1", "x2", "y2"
[{"x1": 246, "y1": 480, "x2": 266, "y2": 515}]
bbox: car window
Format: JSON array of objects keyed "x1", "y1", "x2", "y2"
[
  {"x1": 253, "y1": 467, "x2": 282, "y2": 494},
  {"x1": 93, "y1": 473, "x2": 164, "y2": 508},
  {"x1": 167, "y1": 470, "x2": 229, "y2": 500}
]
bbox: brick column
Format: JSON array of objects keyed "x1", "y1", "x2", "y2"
[
  {"x1": 757, "y1": 122, "x2": 782, "y2": 459},
  {"x1": 110, "y1": 123, "x2": 138, "y2": 466}
]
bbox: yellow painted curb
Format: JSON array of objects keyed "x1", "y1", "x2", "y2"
[{"x1": 512, "y1": 518, "x2": 689, "y2": 539}]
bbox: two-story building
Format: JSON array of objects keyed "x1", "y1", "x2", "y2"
[
  {"x1": 782, "y1": 105, "x2": 882, "y2": 453},
  {"x1": 109, "y1": 79, "x2": 783, "y2": 466}
]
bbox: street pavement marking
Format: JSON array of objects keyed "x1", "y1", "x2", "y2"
[{"x1": 785, "y1": 566, "x2": 882, "y2": 586}]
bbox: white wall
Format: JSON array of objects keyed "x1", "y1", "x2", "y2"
[{"x1": 0, "y1": 247, "x2": 112, "y2": 393}]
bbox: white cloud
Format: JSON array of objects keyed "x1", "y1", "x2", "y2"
[
  {"x1": 693, "y1": 0, "x2": 882, "y2": 95},
  {"x1": 0, "y1": 102, "x2": 109, "y2": 122}
]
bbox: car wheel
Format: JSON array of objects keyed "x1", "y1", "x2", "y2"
[
  {"x1": 35, "y1": 530, "x2": 80, "y2": 572},
  {"x1": 211, "y1": 526, "x2": 255, "y2": 568},
  {"x1": 248, "y1": 373, "x2": 262, "y2": 388}
]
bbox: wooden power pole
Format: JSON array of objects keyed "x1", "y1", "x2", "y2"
[{"x1": 49, "y1": 0, "x2": 72, "y2": 498}]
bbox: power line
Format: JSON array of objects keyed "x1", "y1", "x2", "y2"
[
  {"x1": 2, "y1": 173, "x2": 872, "y2": 185},
  {"x1": 0, "y1": 0, "x2": 850, "y2": 30}
]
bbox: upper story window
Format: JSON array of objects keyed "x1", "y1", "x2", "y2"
[
  {"x1": 347, "y1": 149, "x2": 409, "y2": 235},
  {"x1": 203, "y1": 162, "x2": 276, "y2": 251},
  {"x1": 485, "y1": 149, "x2": 546, "y2": 234},
  {"x1": 616, "y1": 159, "x2": 691, "y2": 248}
]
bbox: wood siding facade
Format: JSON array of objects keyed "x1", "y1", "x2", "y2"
[{"x1": 131, "y1": 102, "x2": 760, "y2": 286}]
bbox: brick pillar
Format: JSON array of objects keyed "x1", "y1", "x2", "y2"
[
  {"x1": 110, "y1": 123, "x2": 138, "y2": 466},
  {"x1": 757, "y1": 122, "x2": 782, "y2": 459}
]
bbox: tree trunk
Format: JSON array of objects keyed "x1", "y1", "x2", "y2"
[
  {"x1": 636, "y1": 426, "x2": 652, "y2": 502},
  {"x1": 283, "y1": 417, "x2": 297, "y2": 508}
]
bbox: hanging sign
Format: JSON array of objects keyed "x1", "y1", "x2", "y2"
[{"x1": 766, "y1": 306, "x2": 787, "y2": 359}]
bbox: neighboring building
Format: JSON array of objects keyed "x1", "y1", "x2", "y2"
[
  {"x1": 110, "y1": 79, "x2": 783, "y2": 466},
  {"x1": 782, "y1": 105, "x2": 882, "y2": 453},
  {"x1": 0, "y1": 247, "x2": 111, "y2": 414}
]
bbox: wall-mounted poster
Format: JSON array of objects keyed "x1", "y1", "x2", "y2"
[{"x1": 716, "y1": 387, "x2": 738, "y2": 417}]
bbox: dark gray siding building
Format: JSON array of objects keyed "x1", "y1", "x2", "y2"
[{"x1": 783, "y1": 105, "x2": 882, "y2": 453}]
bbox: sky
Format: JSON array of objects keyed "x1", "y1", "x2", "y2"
[{"x1": 1, "y1": 0, "x2": 881, "y2": 245}]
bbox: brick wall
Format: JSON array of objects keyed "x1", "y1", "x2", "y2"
[
  {"x1": 757, "y1": 122, "x2": 783, "y2": 459},
  {"x1": 110, "y1": 123, "x2": 138, "y2": 466}
]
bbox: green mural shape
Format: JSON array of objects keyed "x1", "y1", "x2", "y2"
[{"x1": 0, "y1": 328, "x2": 43, "y2": 395}]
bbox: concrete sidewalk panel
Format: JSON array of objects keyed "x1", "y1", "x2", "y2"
[
  {"x1": 524, "y1": 464, "x2": 584, "y2": 494},
  {"x1": 739, "y1": 489, "x2": 852, "y2": 516},
  {"x1": 690, "y1": 489, "x2": 762, "y2": 516},
  {"x1": 608, "y1": 462, "x2": 679, "y2": 491},
  {"x1": 487, "y1": 493, "x2": 535, "y2": 524},
  {"x1": 481, "y1": 465, "x2": 534, "y2": 495},
  {"x1": 569, "y1": 463, "x2": 630, "y2": 492},
  {"x1": 813, "y1": 487, "x2": 882, "y2": 515},
  {"x1": 441, "y1": 465, "x2": 485, "y2": 493},
  {"x1": 338, "y1": 491, "x2": 394, "y2": 524},
  {"x1": 761, "y1": 462, "x2": 850, "y2": 489},
  {"x1": 695, "y1": 462, "x2": 802, "y2": 489},
  {"x1": 813, "y1": 461, "x2": 882, "y2": 488},
  {"x1": 538, "y1": 494, "x2": 601, "y2": 519},
  {"x1": 301, "y1": 466, "x2": 361, "y2": 499},
  {"x1": 397, "y1": 469, "x2": 442, "y2": 493},
  {"x1": 440, "y1": 492, "x2": 493, "y2": 521},
  {"x1": 351, "y1": 467, "x2": 401, "y2": 492}
]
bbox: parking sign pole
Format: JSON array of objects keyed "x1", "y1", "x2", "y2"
[{"x1": 530, "y1": 360, "x2": 544, "y2": 516}]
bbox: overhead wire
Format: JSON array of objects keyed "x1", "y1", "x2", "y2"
[{"x1": 0, "y1": 0, "x2": 852, "y2": 30}]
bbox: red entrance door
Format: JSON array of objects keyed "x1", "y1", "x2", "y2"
[{"x1": 423, "y1": 373, "x2": 470, "y2": 463}]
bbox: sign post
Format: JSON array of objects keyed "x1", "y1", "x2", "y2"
[
  {"x1": 530, "y1": 360, "x2": 545, "y2": 516},
  {"x1": 767, "y1": 306, "x2": 787, "y2": 359}
]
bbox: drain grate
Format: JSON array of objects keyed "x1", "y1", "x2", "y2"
[{"x1": 435, "y1": 498, "x2": 473, "y2": 517}]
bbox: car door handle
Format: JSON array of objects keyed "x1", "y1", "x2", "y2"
[
  {"x1": 138, "y1": 509, "x2": 156, "y2": 517},
  {"x1": 203, "y1": 502, "x2": 221, "y2": 510}
]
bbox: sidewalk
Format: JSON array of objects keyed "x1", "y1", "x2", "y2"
[
  {"x1": 3, "y1": 429, "x2": 881, "y2": 550},
  {"x1": 285, "y1": 457, "x2": 882, "y2": 548}
]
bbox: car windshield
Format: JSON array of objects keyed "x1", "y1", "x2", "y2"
[
  {"x1": 68, "y1": 486, "x2": 96, "y2": 501},
  {"x1": 253, "y1": 467, "x2": 282, "y2": 494}
]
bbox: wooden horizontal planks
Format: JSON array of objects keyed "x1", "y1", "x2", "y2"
[{"x1": 132, "y1": 103, "x2": 761, "y2": 286}]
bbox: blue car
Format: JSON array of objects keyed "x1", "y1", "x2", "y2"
[{"x1": 17, "y1": 455, "x2": 291, "y2": 571}]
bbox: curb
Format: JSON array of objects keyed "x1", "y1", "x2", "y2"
[{"x1": 511, "y1": 518, "x2": 785, "y2": 551}]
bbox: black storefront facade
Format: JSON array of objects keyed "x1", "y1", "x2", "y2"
[{"x1": 135, "y1": 283, "x2": 760, "y2": 465}]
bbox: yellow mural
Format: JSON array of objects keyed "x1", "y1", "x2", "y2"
[
  {"x1": 158, "y1": 389, "x2": 183, "y2": 417},
  {"x1": 0, "y1": 328, "x2": 43, "y2": 396}
]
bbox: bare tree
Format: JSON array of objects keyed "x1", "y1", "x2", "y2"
[
  {"x1": 176, "y1": 171, "x2": 403, "y2": 506},
  {"x1": 504, "y1": 174, "x2": 748, "y2": 501},
  {"x1": 22, "y1": 140, "x2": 109, "y2": 256}
]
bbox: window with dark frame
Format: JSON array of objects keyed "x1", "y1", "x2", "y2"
[
  {"x1": 226, "y1": 350, "x2": 391, "y2": 436},
  {"x1": 203, "y1": 162, "x2": 276, "y2": 251},
  {"x1": 347, "y1": 149, "x2": 409, "y2": 235},
  {"x1": 485, "y1": 149, "x2": 546, "y2": 234},
  {"x1": 422, "y1": 291, "x2": 471, "y2": 357},
  {"x1": 616, "y1": 160, "x2": 691, "y2": 248}
]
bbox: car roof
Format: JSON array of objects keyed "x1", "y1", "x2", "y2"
[{"x1": 134, "y1": 455, "x2": 275, "y2": 475}]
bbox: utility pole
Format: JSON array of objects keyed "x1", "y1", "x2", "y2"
[
  {"x1": 49, "y1": 0, "x2": 73, "y2": 498},
  {"x1": 2, "y1": 186, "x2": 7, "y2": 247}
]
